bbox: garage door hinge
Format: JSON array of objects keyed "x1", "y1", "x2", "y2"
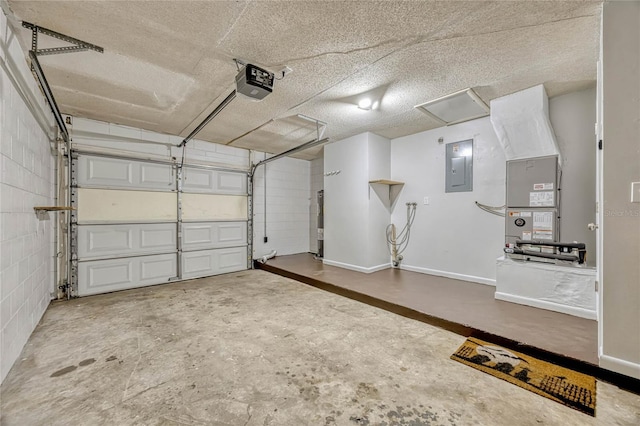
[
  {"x1": 598, "y1": 140, "x2": 603, "y2": 150},
  {"x1": 595, "y1": 280, "x2": 599, "y2": 292}
]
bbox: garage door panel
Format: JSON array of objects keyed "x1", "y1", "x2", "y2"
[
  {"x1": 78, "y1": 223, "x2": 176, "y2": 259},
  {"x1": 181, "y1": 194, "x2": 247, "y2": 221},
  {"x1": 77, "y1": 188, "x2": 177, "y2": 223},
  {"x1": 219, "y1": 249, "x2": 245, "y2": 271},
  {"x1": 183, "y1": 252, "x2": 212, "y2": 276},
  {"x1": 141, "y1": 256, "x2": 176, "y2": 280},
  {"x1": 183, "y1": 225, "x2": 213, "y2": 245},
  {"x1": 217, "y1": 171, "x2": 246, "y2": 194},
  {"x1": 77, "y1": 155, "x2": 175, "y2": 191},
  {"x1": 182, "y1": 168, "x2": 214, "y2": 192},
  {"x1": 140, "y1": 163, "x2": 175, "y2": 189},
  {"x1": 182, "y1": 222, "x2": 247, "y2": 251},
  {"x1": 88, "y1": 157, "x2": 133, "y2": 185},
  {"x1": 90, "y1": 262, "x2": 132, "y2": 287},
  {"x1": 182, "y1": 168, "x2": 247, "y2": 194},
  {"x1": 182, "y1": 247, "x2": 246, "y2": 279},
  {"x1": 219, "y1": 223, "x2": 246, "y2": 243},
  {"x1": 78, "y1": 253, "x2": 177, "y2": 296},
  {"x1": 140, "y1": 227, "x2": 176, "y2": 249},
  {"x1": 88, "y1": 228, "x2": 133, "y2": 255}
]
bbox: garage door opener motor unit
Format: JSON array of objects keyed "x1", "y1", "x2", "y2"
[{"x1": 236, "y1": 64, "x2": 274, "y2": 100}]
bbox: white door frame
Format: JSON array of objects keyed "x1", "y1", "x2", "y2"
[{"x1": 595, "y1": 57, "x2": 604, "y2": 360}]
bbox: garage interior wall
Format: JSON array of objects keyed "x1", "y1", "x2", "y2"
[
  {"x1": 390, "y1": 117, "x2": 506, "y2": 284},
  {"x1": 2, "y1": 3, "x2": 636, "y2": 385},
  {"x1": 600, "y1": 0, "x2": 640, "y2": 379},
  {"x1": 387, "y1": 86, "x2": 596, "y2": 284},
  {"x1": 252, "y1": 152, "x2": 310, "y2": 260},
  {"x1": 0, "y1": 11, "x2": 56, "y2": 382},
  {"x1": 323, "y1": 132, "x2": 392, "y2": 272}
]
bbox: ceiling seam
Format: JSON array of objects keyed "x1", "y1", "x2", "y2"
[
  {"x1": 279, "y1": 13, "x2": 597, "y2": 115},
  {"x1": 190, "y1": 0, "x2": 253, "y2": 73},
  {"x1": 224, "y1": 119, "x2": 274, "y2": 146}
]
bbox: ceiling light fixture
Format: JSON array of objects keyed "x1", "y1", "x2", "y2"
[
  {"x1": 358, "y1": 98, "x2": 372, "y2": 110},
  {"x1": 358, "y1": 97, "x2": 380, "y2": 111}
]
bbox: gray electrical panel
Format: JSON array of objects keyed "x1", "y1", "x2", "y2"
[
  {"x1": 445, "y1": 140, "x2": 473, "y2": 193},
  {"x1": 505, "y1": 155, "x2": 560, "y2": 245}
]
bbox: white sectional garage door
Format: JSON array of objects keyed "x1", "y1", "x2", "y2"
[
  {"x1": 180, "y1": 166, "x2": 248, "y2": 279},
  {"x1": 72, "y1": 154, "x2": 248, "y2": 296}
]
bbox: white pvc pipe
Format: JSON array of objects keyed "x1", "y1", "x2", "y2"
[{"x1": 258, "y1": 250, "x2": 277, "y2": 264}]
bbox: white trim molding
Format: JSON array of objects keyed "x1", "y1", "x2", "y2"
[
  {"x1": 495, "y1": 292, "x2": 597, "y2": 320},
  {"x1": 600, "y1": 354, "x2": 640, "y2": 380},
  {"x1": 322, "y1": 259, "x2": 390, "y2": 274},
  {"x1": 401, "y1": 264, "x2": 496, "y2": 286}
]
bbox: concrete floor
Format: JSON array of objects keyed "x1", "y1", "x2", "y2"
[{"x1": 1, "y1": 270, "x2": 638, "y2": 426}]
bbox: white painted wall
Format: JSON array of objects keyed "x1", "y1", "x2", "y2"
[
  {"x1": 390, "y1": 117, "x2": 506, "y2": 284},
  {"x1": 549, "y1": 87, "x2": 597, "y2": 266},
  {"x1": 324, "y1": 133, "x2": 369, "y2": 269},
  {"x1": 0, "y1": 11, "x2": 56, "y2": 383},
  {"x1": 367, "y1": 133, "x2": 393, "y2": 267},
  {"x1": 324, "y1": 132, "x2": 391, "y2": 272},
  {"x1": 252, "y1": 153, "x2": 310, "y2": 259},
  {"x1": 600, "y1": 1, "x2": 640, "y2": 379},
  {"x1": 387, "y1": 87, "x2": 597, "y2": 284}
]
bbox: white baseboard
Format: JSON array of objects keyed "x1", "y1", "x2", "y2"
[
  {"x1": 600, "y1": 354, "x2": 640, "y2": 380},
  {"x1": 322, "y1": 259, "x2": 390, "y2": 274},
  {"x1": 400, "y1": 264, "x2": 496, "y2": 286},
  {"x1": 495, "y1": 292, "x2": 597, "y2": 320}
]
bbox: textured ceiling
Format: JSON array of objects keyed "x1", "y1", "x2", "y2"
[{"x1": 6, "y1": 1, "x2": 601, "y2": 160}]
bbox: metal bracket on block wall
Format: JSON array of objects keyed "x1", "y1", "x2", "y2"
[
  {"x1": 22, "y1": 21, "x2": 104, "y2": 56},
  {"x1": 22, "y1": 22, "x2": 103, "y2": 144}
]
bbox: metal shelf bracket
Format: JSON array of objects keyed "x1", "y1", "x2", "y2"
[{"x1": 22, "y1": 21, "x2": 104, "y2": 56}]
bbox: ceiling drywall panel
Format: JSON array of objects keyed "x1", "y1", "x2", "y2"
[{"x1": 6, "y1": 0, "x2": 602, "y2": 159}]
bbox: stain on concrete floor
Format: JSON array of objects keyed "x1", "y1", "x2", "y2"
[{"x1": 1, "y1": 270, "x2": 639, "y2": 425}]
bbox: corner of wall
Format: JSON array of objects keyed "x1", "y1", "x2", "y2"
[{"x1": 1, "y1": 13, "x2": 56, "y2": 383}]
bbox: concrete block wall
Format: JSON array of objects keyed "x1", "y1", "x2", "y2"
[
  {"x1": 252, "y1": 153, "x2": 311, "y2": 259},
  {"x1": 1, "y1": 11, "x2": 56, "y2": 383},
  {"x1": 70, "y1": 117, "x2": 250, "y2": 169}
]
